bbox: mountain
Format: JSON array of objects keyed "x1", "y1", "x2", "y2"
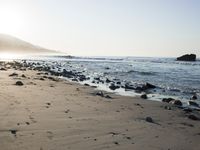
[{"x1": 0, "y1": 34, "x2": 59, "y2": 54}]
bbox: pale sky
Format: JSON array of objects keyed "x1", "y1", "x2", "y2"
[{"x1": 0, "y1": 0, "x2": 199, "y2": 57}]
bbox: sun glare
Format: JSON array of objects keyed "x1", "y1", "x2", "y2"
[
  {"x1": 0, "y1": 53, "x2": 22, "y2": 60},
  {"x1": 0, "y1": 4, "x2": 24, "y2": 34}
]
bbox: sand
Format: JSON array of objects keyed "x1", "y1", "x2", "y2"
[{"x1": 0, "y1": 64, "x2": 200, "y2": 150}]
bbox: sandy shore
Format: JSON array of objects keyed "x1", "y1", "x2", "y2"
[{"x1": 0, "y1": 62, "x2": 200, "y2": 150}]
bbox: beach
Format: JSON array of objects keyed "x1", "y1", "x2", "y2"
[{"x1": 0, "y1": 61, "x2": 199, "y2": 150}]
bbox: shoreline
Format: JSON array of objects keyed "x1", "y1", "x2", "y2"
[{"x1": 0, "y1": 61, "x2": 200, "y2": 150}]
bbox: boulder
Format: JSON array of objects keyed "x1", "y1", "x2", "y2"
[
  {"x1": 141, "y1": 94, "x2": 148, "y2": 99},
  {"x1": 177, "y1": 54, "x2": 196, "y2": 61},
  {"x1": 145, "y1": 117, "x2": 153, "y2": 123},
  {"x1": 15, "y1": 81, "x2": 24, "y2": 86},
  {"x1": 109, "y1": 84, "x2": 120, "y2": 90},
  {"x1": 188, "y1": 101, "x2": 199, "y2": 107},
  {"x1": 170, "y1": 100, "x2": 182, "y2": 106},
  {"x1": 162, "y1": 98, "x2": 175, "y2": 103},
  {"x1": 191, "y1": 95, "x2": 197, "y2": 100}
]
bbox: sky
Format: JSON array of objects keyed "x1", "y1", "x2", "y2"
[{"x1": 0, "y1": 0, "x2": 199, "y2": 57}]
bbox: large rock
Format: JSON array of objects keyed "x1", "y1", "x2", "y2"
[{"x1": 177, "y1": 54, "x2": 196, "y2": 61}]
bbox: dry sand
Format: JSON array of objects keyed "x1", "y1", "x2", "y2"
[{"x1": 0, "y1": 65, "x2": 200, "y2": 150}]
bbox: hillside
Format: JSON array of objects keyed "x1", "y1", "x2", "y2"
[{"x1": 0, "y1": 34, "x2": 58, "y2": 54}]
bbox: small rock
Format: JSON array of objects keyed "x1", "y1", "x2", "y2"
[
  {"x1": 145, "y1": 117, "x2": 153, "y2": 123},
  {"x1": 170, "y1": 100, "x2": 182, "y2": 106},
  {"x1": 188, "y1": 114, "x2": 199, "y2": 121},
  {"x1": 15, "y1": 81, "x2": 24, "y2": 86},
  {"x1": 191, "y1": 95, "x2": 197, "y2": 100},
  {"x1": 96, "y1": 91, "x2": 104, "y2": 97},
  {"x1": 141, "y1": 94, "x2": 147, "y2": 99},
  {"x1": 105, "y1": 95, "x2": 112, "y2": 99},
  {"x1": 162, "y1": 98, "x2": 175, "y2": 103},
  {"x1": 188, "y1": 101, "x2": 199, "y2": 107},
  {"x1": 21, "y1": 74, "x2": 26, "y2": 78},
  {"x1": 9, "y1": 73, "x2": 18, "y2": 77}
]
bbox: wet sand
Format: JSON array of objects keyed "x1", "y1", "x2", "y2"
[{"x1": 0, "y1": 62, "x2": 200, "y2": 150}]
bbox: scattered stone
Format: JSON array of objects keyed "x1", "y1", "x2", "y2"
[
  {"x1": 109, "y1": 84, "x2": 120, "y2": 90},
  {"x1": 162, "y1": 98, "x2": 175, "y2": 103},
  {"x1": 114, "y1": 141, "x2": 119, "y2": 145},
  {"x1": 84, "y1": 83, "x2": 90, "y2": 86},
  {"x1": 188, "y1": 101, "x2": 199, "y2": 107},
  {"x1": 40, "y1": 78, "x2": 45, "y2": 81},
  {"x1": 105, "y1": 95, "x2": 112, "y2": 99},
  {"x1": 21, "y1": 74, "x2": 26, "y2": 78},
  {"x1": 170, "y1": 100, "x2": 182, "y2": 106},
  {"x1": 183, "y1": 108, "x2": 193, "y2": 113},
  {"x1": 9, "y1": 73, "x2": 18, "y2": 77},
  {"x1": 188, "y1": 114, "x2": 200, "y2": 121},
  {"x1": 96, "y1": 91, "x2": 104, "y2": 97},
  {"x1": 0, "y1": 68, "x2": 7, "y2": 71},
  {"x1": 15, "y1": 81, "x2": 24, "y2": 86},
  {"x1": 26, "y1": 122, "x2": 30, "y2": 125},
  {"x1": 9, "y1": 129, "x2": 17, "y2": 136},
  {"x1": 141, "y1": 94, "x2": 147, "y2": 99},
  {"x1": 191, "y1": 95, "x2": 197, "y2": 100},
  {"x1": 145, "y1": 117, "x2": 153, "y2": 123}
]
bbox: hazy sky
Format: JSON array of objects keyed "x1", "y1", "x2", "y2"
[{"x1": 0, "y1": 0, "x2": 199, "y2": 57}]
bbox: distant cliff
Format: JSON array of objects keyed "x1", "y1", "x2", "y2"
[{"x1": 0, "y1": 34, "x2": 58, "y2": 54}]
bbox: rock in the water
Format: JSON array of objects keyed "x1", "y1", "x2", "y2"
[
  {"x1": 188, "y1": 101, "x2": 199, "y2": 107},
  {"x1": 188, "y1": 114, "x2": 199, "y2": 121},
  {"x1": 15, "y1": 81, "x2": 24, "y2": 86},
  {"x1": 145, "y1": 117, "x2": 153, "y2": 123},
  {"x1": 177, "y1": 54, "x2": 196, "y2": 61},
  {"x1": 191, "y1": 95, "x2": 197, "y2": 100},
  {"x1": 162, "y1": 98, "x2": 175, "y2": 103},
  {"x1": 109, "y1": 84, "x2": 120, "y2": 90},
  {"x1": 170, "y1": 100, "x2": 182, "y2": 106},
  {"x1": 141, "y1": 94, "x2": 147, "y2": 99}
]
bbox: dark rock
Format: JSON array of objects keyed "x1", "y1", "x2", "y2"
[
  {"x1": 109, "y1": 84, "x2": 120, "y2": 90},
  {"x1": 188, "y1": 114, "x2": 199, "y2": 121},
  {"x1": 162, "y1": 98, "x2": 175, "y2": 103},
  {"x1": 105, "y1": 95, "x2": 112, "y2": 99},
  {"x1": 170, "y1": 100, "x2": 182, "y2": 106},
  {"x1": 9, "y1": 73, "x2": 18, "y2": 77},
  {"x1": 9, "y1": 129, "x2": 17, "y2": 135},
  {"x1": 141, "y1": 94, "x2": 147, "y2": 99},
  {"x1": 125, "y1": 84, "x2": 135, "y2": 90},
  {"x1": 183, "y1": 108, "x2": 193, "y2": 113},
  {"x1": 106, "y1": 78, "x2": 112, "y2": 83},
  {"x1": 188, "y1": 101, "x2": 199, "y2": 107},
  {"x1": 21, "y1": 74, "x2": 26, "y2": 78},
  {"x1": 177, "y1": 54, "x2": 196, "y2": 61},
  {"x1": 145, "y1": 117, "x2": 153, "y2": 123},
  {"x1": 40, "y1": 78, "x2": 45, "y2": 81},
  {"x1": 0, "y1": 68, "x2": 7, "y2": 71},
  {"x1": 15, "y1": 81, "x2": 24, "y2": 86},
  {"x1": 191, "y1": 95, "x2": 197, "y2": 100},
  {"x1": 144, "y1": 82, "x2": 156, "y2": 89},
  {"x1": 84, "y1": 83, "x2": 90, "y2": 86},
  {"x1": 96, "y1": 91, "x2": 104, "y2": 97},
  {"x1": 105, "y1": 67, "x2": 110, "y2": 70},
  {"x1": 72, "y1": 78, "x2": 78, "y2": 82}
]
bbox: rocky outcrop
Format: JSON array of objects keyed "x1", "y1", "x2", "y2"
[{"x1": 177, "y1": 54, "x2": 196, "y2": 61}]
